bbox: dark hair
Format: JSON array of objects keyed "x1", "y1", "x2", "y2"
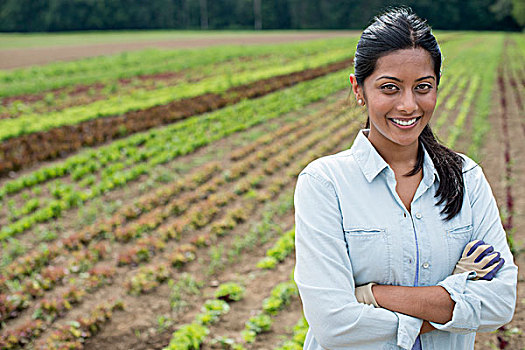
[{"x1": 354, "y1": 7, "x2": 464, "y2": 221}]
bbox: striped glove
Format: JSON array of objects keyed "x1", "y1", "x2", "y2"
[{"x1": 453, "y1": 240, "x2": 505, "y2": 280}]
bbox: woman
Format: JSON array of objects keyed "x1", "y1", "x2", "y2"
[{"x1": 293, "y1": 7, "x2": 517, "y2": 350}]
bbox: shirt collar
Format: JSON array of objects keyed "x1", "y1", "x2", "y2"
[{"x1": 351, "y1": 129, "x2": 439, "y2": 185}]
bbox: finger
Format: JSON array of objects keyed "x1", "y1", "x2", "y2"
[
  {"x1": 480, "y1": 258, "x2": 505, "y2": 281},
  {"x1": 482, "y1": 251, "x2": 501, "y2": 269},
  {"x1": 464, "y1": 240, "x2": 484, "y2": 258},
  {"x1": 474, "y1": 245, "x2": 494, "y2": 263},
  {"x1": 468, "y1": 244, "x2": 492, "y2": 261},
  {"x1": 478, "y1": 251, "x2": 501, "y2": 269}
]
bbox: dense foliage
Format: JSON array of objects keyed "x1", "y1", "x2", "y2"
[{"x1": 0, "y1": 0, "x2": 522, "y2": 32}]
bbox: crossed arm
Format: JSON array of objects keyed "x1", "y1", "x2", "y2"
[
  {"x1": 369, "y1": 239, "x2": 504, "y2": 335},
  {"x1": 295, "y1": 168, "x2": 517, "y2": 349},
  {"x1": 372, "y1": 285, "x2": 451, "y2": 334}
]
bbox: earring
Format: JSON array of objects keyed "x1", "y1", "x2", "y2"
[{"x1": 357, "y1": 98, "x2": 364, "y2": 106}]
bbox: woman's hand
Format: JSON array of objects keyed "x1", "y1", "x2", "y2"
[
  {"x1": 454, "y1": 240, "x2": 505, "y2": 280},
  {"x1": 355, "y1": 282, "x2": 379, "y2": 306}
]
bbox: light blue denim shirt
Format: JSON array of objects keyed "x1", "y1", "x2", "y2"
[{"x1": 294, "y1": 129, "x2": 517, "y2": 350}]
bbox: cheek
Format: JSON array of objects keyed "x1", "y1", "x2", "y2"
[
  {"x1": 366, "y1": 93, "x2": 392, "y2": 113},
  {"x1": 418, "y1": 94, "x2": 437, "y2": 112}
]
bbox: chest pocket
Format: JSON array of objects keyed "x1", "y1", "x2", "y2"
[
  {"x1": 344, "y1": 228, "x2": 391, "y2": 285},
  {"x1": 446, "y1": 224, "x2": 473, "y2": 267}
]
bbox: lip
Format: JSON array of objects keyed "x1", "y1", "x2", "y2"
[{"x1": 388, "y1": 116, "x2": 422, "y2": 129}]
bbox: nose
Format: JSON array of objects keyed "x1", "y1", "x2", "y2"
[{"x1": 397, "y1": 90, "x2": 418, "y2": 115}]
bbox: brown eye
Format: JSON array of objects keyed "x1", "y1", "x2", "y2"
[
  {"x1": 416, "y1": 83, "x2": 433, "y2": 92},
  {"x1": 380, "y1": 84, "x2": 398, "y2": 92}
]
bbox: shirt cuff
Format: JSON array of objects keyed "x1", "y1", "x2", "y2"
[
  {"x1": 396, "y1": 312, "x2": 423, "y2": 350},
  {"x1": 429, "y1": 271, "x2": 480, "y2": 333}
]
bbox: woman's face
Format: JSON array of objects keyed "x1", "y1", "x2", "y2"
[{"x1": 351, "y1": 48, "x2": 437, "y2": 149}]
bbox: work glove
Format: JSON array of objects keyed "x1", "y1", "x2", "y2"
[
  {"x1": 453, "y1": 239, "x2": 504, "y2": 280},
  {"x1": 355, "y1": 282, "x2": 379, "y2": 307}
]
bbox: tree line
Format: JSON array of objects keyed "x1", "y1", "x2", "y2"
[{"x1": 0, "y1": 0, "x2": 522, "y2": 32}]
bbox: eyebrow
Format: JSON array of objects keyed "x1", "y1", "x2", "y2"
[{"x1": 376, "y1": 75, "x2": 435, "y2": 82}]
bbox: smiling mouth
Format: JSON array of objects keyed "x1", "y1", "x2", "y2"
[{"x1": 389, "y1": 117, "x2": 422, "y2": 127}]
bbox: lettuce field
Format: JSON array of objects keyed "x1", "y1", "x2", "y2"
[{"x1": 0, "y1": 31, "x2": 523, "y2": 350}]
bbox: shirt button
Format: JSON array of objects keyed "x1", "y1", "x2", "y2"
[
  {"x1": 422, "y1": 262, "x2": 430, "y2": 269},
  {"x1": 415, "y1": 212, "x2": 422, "y2": 219}
]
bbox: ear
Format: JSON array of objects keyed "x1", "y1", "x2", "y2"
[{"x1": 348, "y1": 74, "x2": 362, "y2": 99}]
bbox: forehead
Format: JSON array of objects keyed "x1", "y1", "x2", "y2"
[{"x1": 372, "y1": 48, "x2": 435, "y2": 79}]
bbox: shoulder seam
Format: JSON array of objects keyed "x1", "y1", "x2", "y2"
[{"x1": 299, "y1": 171, "x2": 335, "y2": 192}]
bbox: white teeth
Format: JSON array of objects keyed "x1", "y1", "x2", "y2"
[{"x1": 392, "y1": 118, "x2": 417, "y2": 126}]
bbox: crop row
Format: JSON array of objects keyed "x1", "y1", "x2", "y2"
[
  {"x1": 3, "y1": 114, "x2": 353, "y2": 349},
  {"x1": 118, "y1": 108, "x2": 357, "y2": 295},
  {"x1": 0, "y1": 47, "x2": 351, "y2": 144},
  {"x1": 0, "y1": 297, "x2": 124, "y2": 350},
  {"x1": 274, "y1": 316, "x2": 308, "y2": 350},
  {"x1": 0, "y1": 57, "x2": 351, "y2": 179},
  {"x1": 0, "y1": 91, "x2": 345, "y2": 235},
  {"x1": 0, "y1": 64, "x2": 348, "y2": 200},
  {"x1": 4, "y1": 108, "x2": 351, "y2": 347},
  {"x1": 0, "y1": 102, "x2": 357, "y2": 338},
  {"x1": 446, "y1": 75, "x2": 481, "y2": 148},
  {"x1": 0, "y1": 37, "x2": 357, "y2": 98},
  {"x1": 0, "y1": 163, "x2": 221, "y2": 292},
  {"x1": 162, "y1": 269, "x2": 296, "y2": 349},
  {"x1": 163, "y1": 283, "x2": 244, "y2": 350},
  {"x1": 256, "y1": 228, "x2": 295, "y2": 270},
  {"x1": 0, "y1": 69, "x2": 350, "y2": 240},
  {"x1": 2, "y1": 40, "x2": 357, "y2": 122},
  {"x1": 0, "y1": 96, "x2": 349, "y2": 282}
]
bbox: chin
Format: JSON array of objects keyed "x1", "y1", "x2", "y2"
[{"x1": 389, "y1": 133, "x2": 421, "y2": 147}]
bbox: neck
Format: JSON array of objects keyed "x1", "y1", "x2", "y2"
[{"x1": 365, "y1": 129, "x2": 419, "y2": 170}]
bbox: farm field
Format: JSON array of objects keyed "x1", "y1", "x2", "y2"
[
  {"x1": 0, "y1": 31, "x2": 523, "y2": 350},
  {"x1": 0, "y1": 31, "x2": 358, "y2": 70}
]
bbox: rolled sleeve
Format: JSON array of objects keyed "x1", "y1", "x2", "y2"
[
  {"x1": 430, "y1": 271, "x2": 480, "y2": 333},
  {"x1": 430, "y1": 165, "x2": 518, "y2": 333},
  {"x1": 396, "y1": 312, "x2": 424, "y2": 349},
  {"x1": 294, "y1": 169, "x2": 421, "y2": 349}
]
